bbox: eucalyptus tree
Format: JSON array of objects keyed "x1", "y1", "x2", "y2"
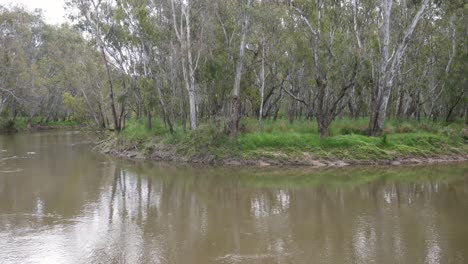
[
  {"x1": 1, "y1": 5, "x2": 109, "y2": 126},
  {"x1": 169, "y1": 0, "x2": 208, "y2": 130},
  {"x1": 0, "y1": 6, "x2": 46, "y2": 122},
  {"x1": 228, "y1": 0, "x2": 253, "y2": 139},
  {"x1": 66, "y1": 0, "x2": 123, "y2": 131},
  {"x1": 367, "y1": 0, "x2": 430, "y2": 135},
  {"x1": 43, "y1": 24, "x2": 109, "y2": 126},
  {"x1": 245, "y1": 0, "x2": 290, "y2": 129},
  {"x1": 290, "y1": 0, "x2": 360, "y2": 137},
  {"x1": 126, "y1": 0, "x2": 175, "y2": 132},
  {"x1": 436, "y1": 0, "x2": 467, "y2": 122}
]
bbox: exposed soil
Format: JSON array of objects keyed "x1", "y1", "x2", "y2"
[{"x1": 97, "y1": 139, "x2": 468, "y2": 168}]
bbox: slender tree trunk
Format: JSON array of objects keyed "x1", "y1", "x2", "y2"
[
  {"x1": 146, "y1": 107, "x2": 152, "y2": 130},
  {"x1": 318, "y1": 118, "x2": 330, "y2": 138},
  {"x1": 79, "y1": 85, "x2": 100, "y2": 127},
  {"x1": 315, "y1": 79, "x2": 329, "y2": 138},
  {"x1": 258, "y1": 35, "x2": 265, "y2": 131},
  {"x1": 179, "y1": 79, "x2": 187, "y2": 132},
  {"x1": 464, "y1": 105, "x2": 468, "y2": 126},
  {"x1": 369, "y1": 0, "x2": 428, "y2": 135},
  {"x1": 171, "y1": 0, "x2": 198, "y2": 130},
  {"x1": 229, "y1": 0, "x2": 253, "y2": 139},
  {"x1": 95, "y1": 101, "x2": 106, "y2": 129},
  {"x1": 100, "y1": 47, "x2": 120, "y2": 132},
  {"x1": 396, "y1": 88, "x2": 404, "y2": 119},
  {"x1": 153, "y1": 77, "x2": 174, "y2": 134}
]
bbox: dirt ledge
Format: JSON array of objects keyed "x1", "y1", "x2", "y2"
[{"x1": 98, "y1": 141, "x2": 468, "y2": 168}]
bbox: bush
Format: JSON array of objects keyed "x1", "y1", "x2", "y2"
[
  {"x1": 0, "y1": 119, "x2": 16, "y2": 131},
  {"x1": 462, "y1": 128, "x2": 468, "y2": 141},
  {"x1": 395, "y1": 123, "x2": 415, "y2": 133},
  {"x1": 120, "y1": 118, "x2": 167, "y2": 142},
  {"x1": 440, "y1": 126, "x2": 461, "y2": 144}
]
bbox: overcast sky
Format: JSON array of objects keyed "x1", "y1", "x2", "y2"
[{"x1": 0, "y1": 0, "x2": 68, "y2": 25}]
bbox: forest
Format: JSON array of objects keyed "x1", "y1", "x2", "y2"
[
  {"x1": 0, "y1": 0, "x2": 467, "y2": 162},
  {"x1": 2, "y1": 1, "x2": 468, "y2": 262}
]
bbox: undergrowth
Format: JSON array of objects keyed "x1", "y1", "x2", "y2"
[
  {"x1": 113, "y1": 117, "x2": 467, "y2": 161},
  {"x1": 0, "y1": 117, "x2": 79, "y2": 131}
]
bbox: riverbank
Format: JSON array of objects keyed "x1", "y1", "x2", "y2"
[
  {"x1": 95, "y1": 118, "x2": 468, "y2": 167},
  {"x1": 0, "y1": 118, "x2": 81, "y2": 133}
]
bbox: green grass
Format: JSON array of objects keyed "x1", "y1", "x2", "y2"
[
  {"x1": 0, "y1": 117, "x2": 80, "y2": 131},
  {"x1": 110, "y1": 117, "x2": 467, "y2": 162},
  {"x1": 120, "y1": 118, "x2": 168, "y2": 141}
]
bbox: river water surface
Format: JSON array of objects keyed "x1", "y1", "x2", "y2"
[{"x1": 0, "y1": 131, "x2": 467, "y2": 264}]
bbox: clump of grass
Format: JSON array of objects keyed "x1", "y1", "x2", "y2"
[
  {"x1": 330, "y1": 118, "x2": 369, "y2": 136},
  {"x1": 319, "y1": 134, "x2": 376, "y2": 149},
  {"x1": 236, "y1": 132, "x2": 318, "y2": 150},
  {"x1": 243, "y1": 118, "x2": 314, "y2": 134},
  {"x1": 166, "y1": 123, "x2": 229, "y2": 157},
  {"x1": 462, "y1": 128, "x2": 468, "y2": 141},
  {"x1": 395, "y1": 122, "x2": 415, "y2": 133},
  {"x1": 45, "y1": 120, "x2": 79, "y2": 127},
  {"x1": 120, "y1": 118, "x2": 168, "y2": 142},
  {"x1": 112, "y1": 117, "x2": 466, "y2": 162}
]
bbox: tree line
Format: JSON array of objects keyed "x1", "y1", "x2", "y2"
[{"x1": 1, "y1": 0, "x2": 466, "y2": 137}]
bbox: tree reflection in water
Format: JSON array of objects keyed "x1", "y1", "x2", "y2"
[{"x1": 0, "y1": 131, "x2": 467, "y2": 263}]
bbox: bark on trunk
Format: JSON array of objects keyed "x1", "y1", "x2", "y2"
[
  {"x1": 171, "y1": 0, "x2": 198, "y2": 130},
  {"x1": 368, "y1": 0, "x2": 428, "y2": 136},
  {"x1": 315, "y1": 79, "x2": 329, "y2": 138},
  {"x1": 100, "y1": 47, "x2": 120, "y2": 132},
  {"x1": 318, "y1": 118, "x2": 330, "y2": 138},
  {"x1": 464, "y1": 105, "x2": 468, "y2": 126},
  {"x1": 154, "y1": 78, "x2": 174, "y2": 134},
  {"x1": 258, "y1": 35, "x2": 265, "y2": 131},
  {"x1": 229, "y1": 0, "x2": 253, "y2": 139},
  {"x1": 146, "y1": 107, "x2": 152, "y2": 130},
  {"x1": 396, "y1": 88, "x2": 404, "y2": 119}
]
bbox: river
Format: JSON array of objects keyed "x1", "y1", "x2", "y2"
[{"x1": 0, "y1": 130, "x2": 467, "y2": 264}]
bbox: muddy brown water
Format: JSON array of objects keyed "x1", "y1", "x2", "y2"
[{"x1": 0, "y1": 131, "x2": 467, "y2": 264}]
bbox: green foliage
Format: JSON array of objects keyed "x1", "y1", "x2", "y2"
[
  {"x1": 0, "y1": 118, "x2": 16, "y2": 131},
  {"x1": 0, "y1": 116, "x2": 78, "y2": 131},
  {"x1": 63, "y1": 92, "x2": 87, "y2": 122},
  {"x1": 115, "y1": 117, "x2": 466, "y2": 162},
  {"x1": 120, "y1": 118, "x2": 167, "y2": 142}
]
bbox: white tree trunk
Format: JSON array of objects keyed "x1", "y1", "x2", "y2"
[
  {"x1": 369, "y1": 0, "x2": 429, "y2": 135},
  {"x1": 258, "y1": 35, "x2": 265, "y2": 131},
  {"x1": 171, "y1": 0, "x2": 198, "y2": 129},
  {"x1": 229, "y1": 0, "x2": 253, "y2": 139}
]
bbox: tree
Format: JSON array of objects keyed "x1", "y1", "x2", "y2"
[
  {"x1": 368, "y1": 0, "x2": 429, "y2": 136},
  {"x1": 228, "y1": 0, "x2": 253, "y2": 139},
  {"x1": 290, "y1": 0, "x2": 360, "y2": 137}
]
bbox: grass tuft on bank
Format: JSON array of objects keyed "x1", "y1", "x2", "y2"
[{"x1": 109, "y1": 117, "x2": 467, "y2": 163}]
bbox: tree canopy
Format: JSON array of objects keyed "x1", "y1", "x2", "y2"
[{"x1": 1, "y1": 0, "x2": 466, "y2": 136}]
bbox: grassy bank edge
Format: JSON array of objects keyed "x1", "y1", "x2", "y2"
[
  {"x1": 95, "y1": 118, "x2": 468, "y2": 167},
  {"x1": 0, "y1": 118, "x2": 82, "y2": 133}
]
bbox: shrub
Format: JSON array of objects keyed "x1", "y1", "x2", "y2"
[
  {"x1": 440, "y1": 126, "x2": 461, "y2": 144},
  {"x1": 381, "y1": 134, "x2": 388, "y2": 146},
  {"x1": 462, "y1": 128, "x2": 468, "y2": 141},
  {"x1": 395, "y1": 123, "x2": 415, "y2": 133},
  {"x1": 0, "y1": 119, "x2": 16, "y2": 131}
]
